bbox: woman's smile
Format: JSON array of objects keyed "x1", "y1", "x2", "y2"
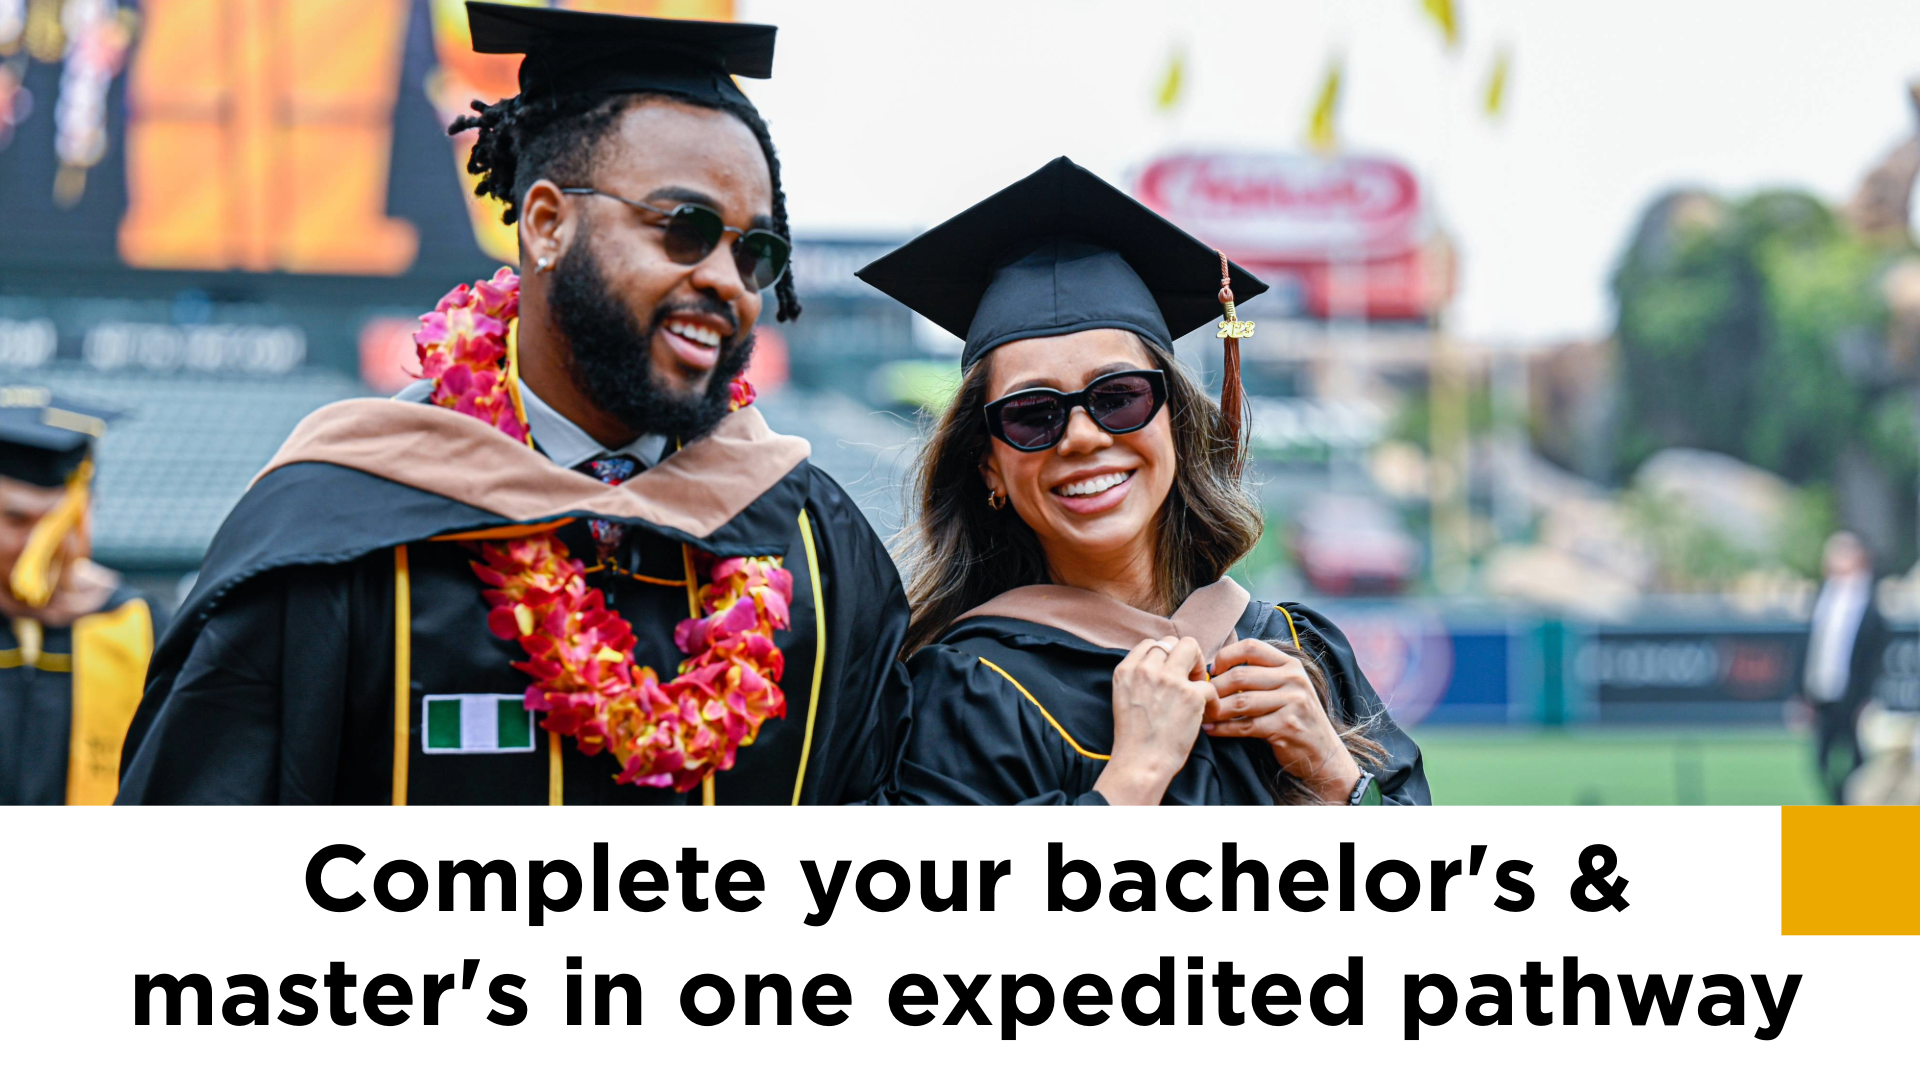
[{"x1": 1050, "y1": 467, "x2": 1136, "y2": 514}]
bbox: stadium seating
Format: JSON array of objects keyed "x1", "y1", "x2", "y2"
[{"x1": 36, "y1": 371, "x2": 369, "y2": 570}]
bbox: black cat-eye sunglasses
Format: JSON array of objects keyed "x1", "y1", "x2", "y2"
[{"x1": 982, "y1": 369, "x2": 1169, "y2": 452}]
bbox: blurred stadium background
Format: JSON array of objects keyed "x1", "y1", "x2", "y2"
[{"x1": 7, "y1": 0, "x2": 1920, "y2": 803}]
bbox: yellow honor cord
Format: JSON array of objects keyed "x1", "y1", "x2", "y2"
[
  {"x1": 505, "y1": 319, "x2": 534, "y2": 448},
  {"x1": 391, "y1": 545, "x2": 411, "y2": 807},
  {"x1": 10, "y1": 459, "x2": 92, "y2": 610}
]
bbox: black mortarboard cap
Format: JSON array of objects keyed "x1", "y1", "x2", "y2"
[
  {"x1": 466, "y1": 1, "x2": 776, "y2": 111},
  {"x1": 856, "y1": 157, "x2": 1267, "y2": 368},
  {"x1": 0, "y1": 388, "x2": 118, "y2": 488}
]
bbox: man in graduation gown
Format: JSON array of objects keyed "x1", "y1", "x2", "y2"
[
  {"x1": 117, "y1": 3, "x2": 910, "y2": 805},
  {"x1": 0, "y1": 390, "x2": 161, "y2": 805}
]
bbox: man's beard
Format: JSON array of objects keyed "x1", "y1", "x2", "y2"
[{"x1": 548, "y1": 239, "x2": 755, "y2": 443}]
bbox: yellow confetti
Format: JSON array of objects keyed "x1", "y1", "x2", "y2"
[
  {"x1": 1484, "y1": 45, "x2": 1511, "y2": 119},
  {"x1": 1419, "y1": 0, "x2": 1460, "y2": 49},
  {"x1": 1307, "y1": 56, "x2": 1343, "y2": 155},
  {"x1": 1154, "y1": 43, "x2": 1185, "y2": 112}
]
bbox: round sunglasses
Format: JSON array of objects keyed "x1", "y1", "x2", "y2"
[
  {"x1": 982, "y1": 369, "x2": 1169, "y2": 452},
  {"x1": 558, "y1": 188, "x2": 791, "y2": 290}
]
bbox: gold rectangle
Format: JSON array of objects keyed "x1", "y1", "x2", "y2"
[{"x1": 1781, "y1": 805, "x2": 1920, "y2": 935}]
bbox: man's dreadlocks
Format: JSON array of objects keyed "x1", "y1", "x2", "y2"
[{"x1": 449, "y1": 90, "x2": 800, "y2": 323}]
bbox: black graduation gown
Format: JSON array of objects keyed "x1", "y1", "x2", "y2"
[
  {"x1": 0, "y1": 581, "x2": 162, "y2": 805},
  {"x1": 896, "y1": 582, "x2": 1429, "y2": 806},
  {"x1": 116, "y1": 400, "x2": 911, "y2": 805}
]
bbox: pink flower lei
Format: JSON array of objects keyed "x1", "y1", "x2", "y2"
[{"x1": 414, "y1": 268, "x2": 793, "y2": 791}]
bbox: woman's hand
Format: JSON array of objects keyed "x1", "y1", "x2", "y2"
[
  {"x1": 1096, "y1": 636, "x2": 1212, "y2": 806},
  {"x1": 1203, "y1": 639, "x2": 1363, "y2": 804}
]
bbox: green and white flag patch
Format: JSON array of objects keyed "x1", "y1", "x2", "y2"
[{"x1": 421, "y1": 694, "x2": 537, "y2": 754}]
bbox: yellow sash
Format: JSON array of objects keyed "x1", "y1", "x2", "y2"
[{"x1": 65, "y1": 598, "x2": 154, "y2": 805}]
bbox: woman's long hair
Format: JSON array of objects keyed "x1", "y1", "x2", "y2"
[{"x1": 900, "y1": 334, "x2": 1261, "y2": 654}]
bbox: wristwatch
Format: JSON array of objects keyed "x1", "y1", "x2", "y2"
[{"x1": 1347, "y1": 772, "x2": 1381, "y2": 806}]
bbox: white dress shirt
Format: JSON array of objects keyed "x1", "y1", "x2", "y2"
[
  {"x1": 394, "y1": 378, "x2": 666, "y2": 470},
  {"x1": 1805, "y1": 572, "x2": 1871, "y2": 704}
]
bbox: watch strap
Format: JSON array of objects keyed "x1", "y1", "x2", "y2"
[{"x1": 1348, "y1": 772, "x2": 1381, "y2": 806}]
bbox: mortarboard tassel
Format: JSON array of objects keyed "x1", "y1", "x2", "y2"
[
  {"x1": 1215, "y1": 252, "x2": 1255, "y2": 464},
  {"x1": 10, "y1": 459, "x2": 91, "y2": 610}
]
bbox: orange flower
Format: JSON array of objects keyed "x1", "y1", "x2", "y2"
[{"x1": 416, "y1": 268, "x2": 529, "y2": 443}]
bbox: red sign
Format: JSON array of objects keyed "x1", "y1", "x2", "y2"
[{"x1": 1135, "y1": 152, "x2": 1422, "y2": 264}]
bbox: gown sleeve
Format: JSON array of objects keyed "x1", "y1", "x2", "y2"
[
  {"x1": 1277, "y1": 602, "x2": 1432, "y2": 805},
  {"x1": 793, "y1": 470, "x2": 916, "y2": 805},
  {"x1": 895, "y1": 644, "x2": 1108, "y2": 805},
  {"x1": 117, "y1": 564, "x2": 358, "y2": 804}
]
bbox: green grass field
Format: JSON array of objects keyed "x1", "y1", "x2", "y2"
[{"x1": 1414, "y1": 727, "x2": 1829, "y2": 805}]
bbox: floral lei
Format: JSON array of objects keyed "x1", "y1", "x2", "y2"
[{"x1": 413, "y1": 268, "x2": 792, "y2": 792}]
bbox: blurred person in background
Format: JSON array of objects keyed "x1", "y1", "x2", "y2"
[
  {"x1": 0, "y1": 390, "x2": 160, "y2": 805},
  {"x1": 860, "y1": 159, "x2": 1426, "y2": 806},
  {"x1": 1797, "y1": 530, "x2": 1885, "y2": 804},
  {"x1": 116, "y1": 4, "x2": 910, "y2": 805}
]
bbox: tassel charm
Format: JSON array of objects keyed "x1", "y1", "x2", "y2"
[
  {"x1": 1215, "y1": 252, "x2": 1252, "y2": 466},
  {"x1": 1216, "y1": 295, "x2": 1256, "y2": 341}
]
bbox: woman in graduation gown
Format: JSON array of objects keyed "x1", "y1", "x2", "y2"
[{"x1": 857, "y1": 158, "x2": 1429, "y2": 806}]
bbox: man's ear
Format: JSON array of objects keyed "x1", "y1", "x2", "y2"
[{"x1": 519, "y1": 179, "x2": 574, "y2": 270}]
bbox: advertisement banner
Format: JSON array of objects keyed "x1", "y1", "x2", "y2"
[{"x1": 0, "y1": 807, "x2": 1910, "y2": 1077}]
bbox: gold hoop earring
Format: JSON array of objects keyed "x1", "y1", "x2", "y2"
[{"x1": 987, "y1": 489, "x2": 1007, "y2": 511}]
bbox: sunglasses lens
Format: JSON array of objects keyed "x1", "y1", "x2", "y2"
[
  {"x1": 997, "y1": 394, "x2": 1067, "y2": 449},
  {"x1": 736, "y1": 232, "x2": 791, "y2": 290},
  {"x1": 661, "y1": 205, "x2": 725, "y2": 264},
  {"x1": 1087, "y1": 375, "x2": 1158, "y2": 432}
]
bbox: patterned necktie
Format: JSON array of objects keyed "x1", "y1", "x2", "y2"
[{"x1": 580, "y1": 453, "x2": 642, "y2": 560}]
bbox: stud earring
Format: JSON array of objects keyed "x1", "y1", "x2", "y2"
[
  {"x1": 535, "y1": 256, "x2": 553, "y2": 273},
  {"x1": 987, "y1": 489, "x2": 1007, "y2": 511}
]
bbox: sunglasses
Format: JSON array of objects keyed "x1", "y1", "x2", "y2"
[
  {"x1": 558, "y1": 188, "x2": 792, "y2": 291},
  {"x1": 982, "y1": 369, "x2": 1169, "y2": 452}
]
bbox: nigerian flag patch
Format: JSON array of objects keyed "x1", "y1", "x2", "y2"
[{"x1": 421, "y1": 694, "x2": 537, "y2": 754}]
